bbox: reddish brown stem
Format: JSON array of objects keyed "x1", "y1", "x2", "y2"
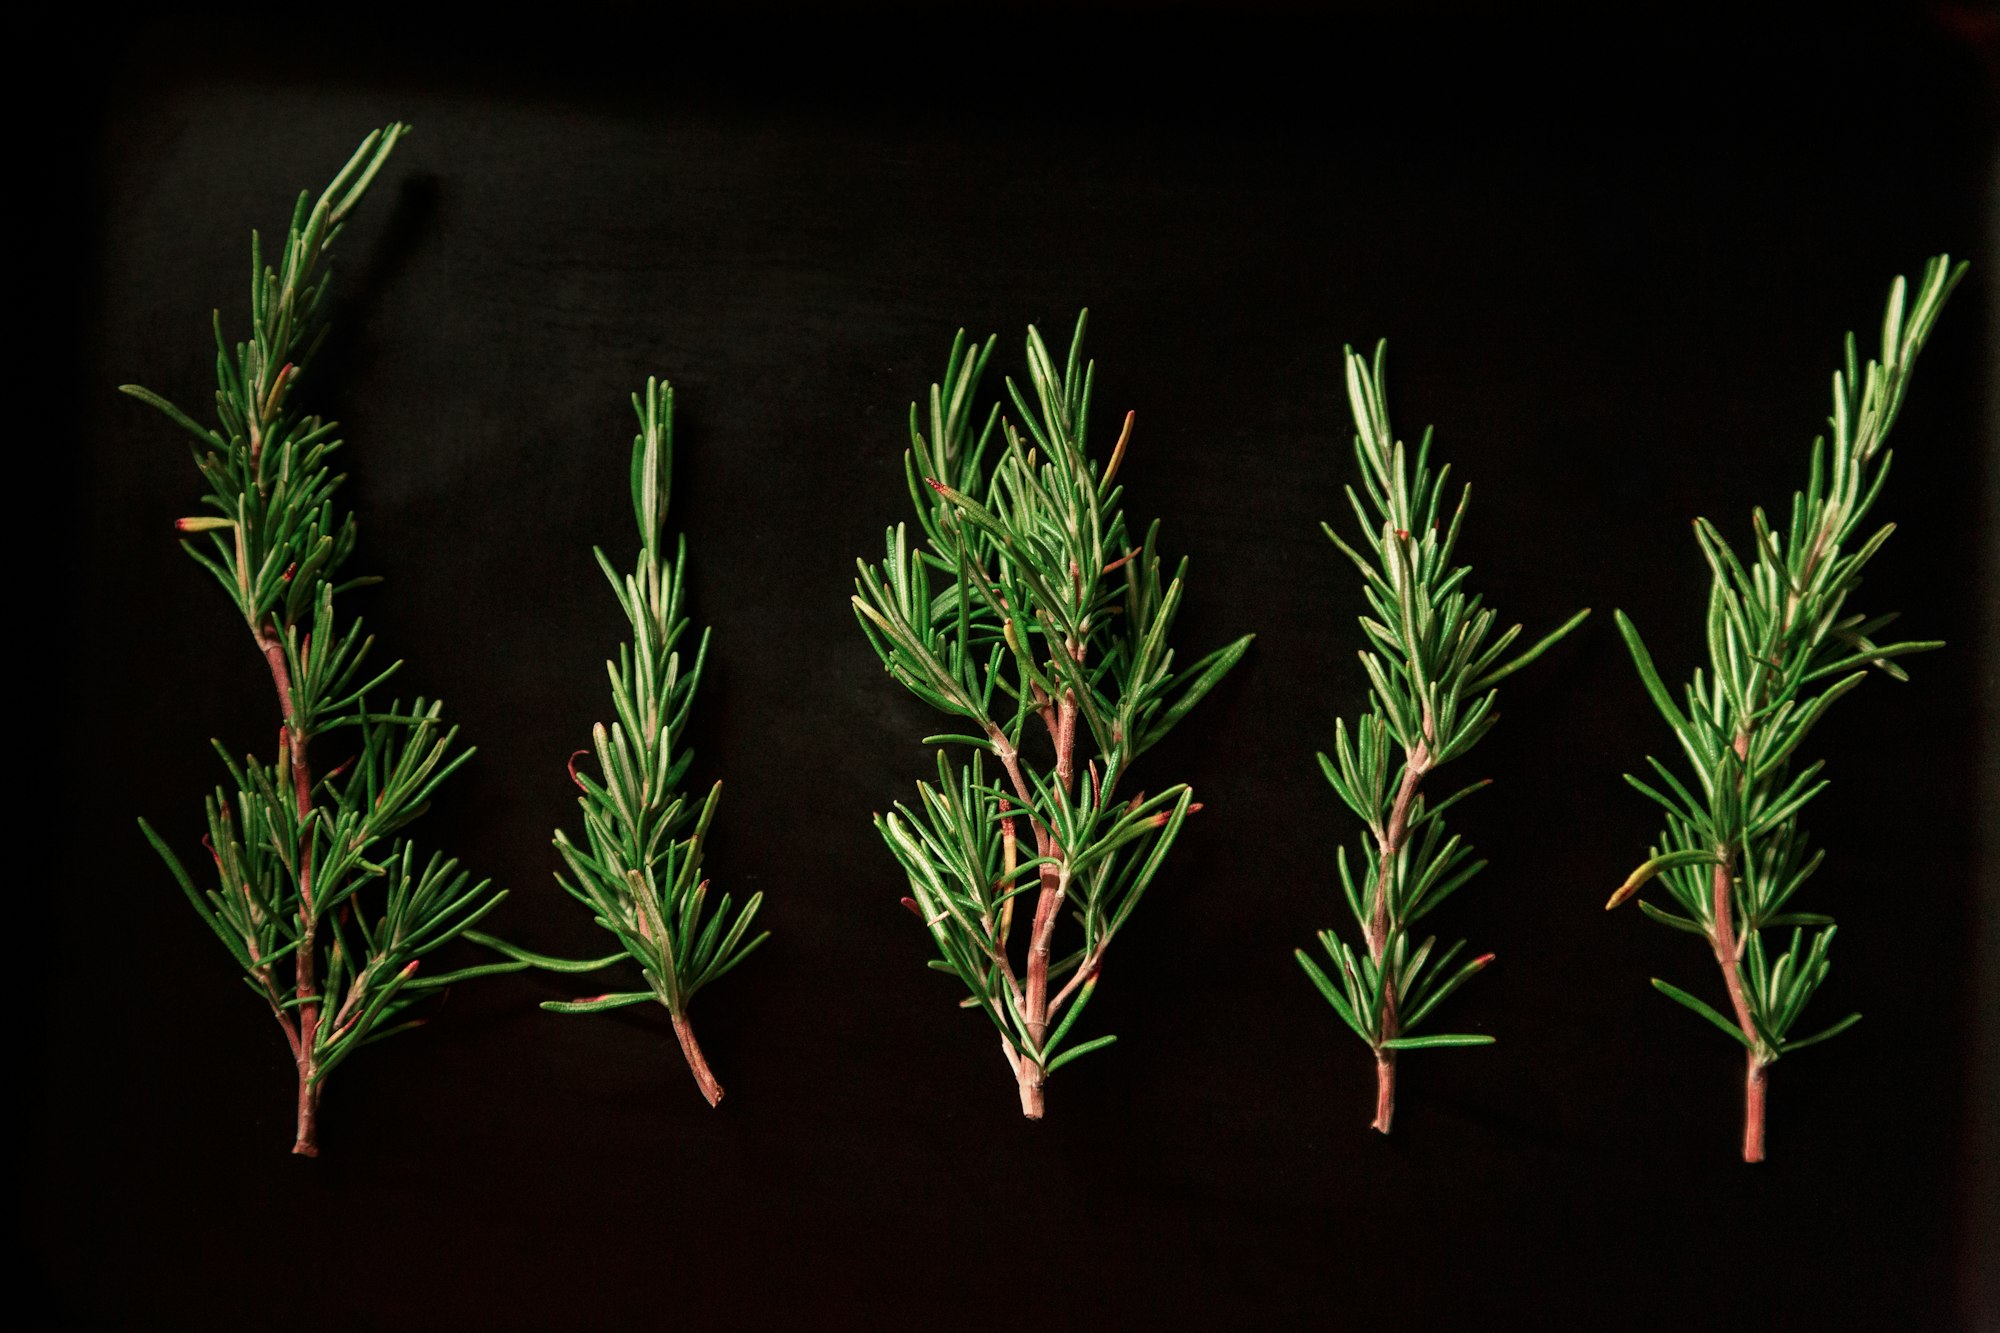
[
  {"x1": 292, "y1": 1071, "x2": 322, "y2": 1157},
  {"x1": 1018, "y1": 789, "x2": 1069, "y2": 1117},
  {"x1": 1365, "y1": 743, "x2": 1430, "y2": 1134},
  {"x1": 1710, "y1": 854, "x2": 1773, "y2": 1163},
  {"x1": 1372, "y1": 1049, "x2": 1396, "y2": 1134},
  {"x1": 1709, "y1": 857, "x2": 1759, "y2": 1051},
  {"x1": 995, "y1": 799, "x2": 1020, "y2": 957},
  {"x1": 256, "y1": 629, "x2": 314, "y2": 827},
  {"x1": 1053, "y1": 688, "x2": 1077, "y2": 796},
  {"x1": 1016, "y1": 682, "x2": 1083, "y2": 1113},
  {"x1": 672, "y1": 1011, "x2": 725, "y2": 1107},
  {"x1": 1017, "y1": 1057, "x2": 1045, "y2": 1119},
  {"x1": 984, "y1": 680, "x2": 1077, "y2": 1120},
  {"x1": 1369, "y1": 755, "x2": 1426, "y2": 960},
  {"x1": 1048, "y1": 944, "x2": 1104, "y2": 1015},
  {"x1": 1717, "y1": 536, "x2": 1834, "y2": 1163},
  {"x1": 1743, "y1": 1052, "x2": 1769, "y2": 1163},
  {"x1": 257, "y1": 620, "x2": 323, "y2": 1154}
]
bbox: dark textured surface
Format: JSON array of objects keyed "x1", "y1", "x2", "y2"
[{"x1": 34, "y1": 9, "x2": 1996, "y2": 1329}]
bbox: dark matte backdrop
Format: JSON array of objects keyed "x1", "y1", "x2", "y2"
[{"x1": 33, "y1": 7, "x2": 1999, "y2": 1329}]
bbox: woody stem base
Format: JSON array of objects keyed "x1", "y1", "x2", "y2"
[
  {"x1": 672, "y1": 1011, "x2": 725, "y2": 1108},
  {"x1": 1017, "y1": 1056, "x2": 1045, "y2": 1120},
  {"x1": 1743, "y1": 1055, "x2": 1768, "y2": 1163},
  {"x1": 292, "y1": 1068, "x2": 321, "y2": 1157},
  {"x1": 1372, "y1": 1048, "x2": 1396, "y2": 1134}
]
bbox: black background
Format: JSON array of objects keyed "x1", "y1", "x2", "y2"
[{"x1": 32, "y1": 6, "x2": 1999, "y2": 1329}]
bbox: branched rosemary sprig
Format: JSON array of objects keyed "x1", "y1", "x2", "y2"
[
  {"x1": 855, "y1": 313, "x2": 1254, "y2": 1118},
  {"x1": 1607, "y1": 256, "x2": 1966, "y2": 1162},
  {"x1": 472, "y1": 380, "x2": 767, "y2": 1106},
  {"x1": 126, "y1": 125, "x2": 523, "y2": 1155},
  {"x1": 1297, "y1": 343, "x2": 1590, "y2": 1134}
]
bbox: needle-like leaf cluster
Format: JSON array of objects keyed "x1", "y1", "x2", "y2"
[
  {"x1": 854, "y1": 314, "x2": 1253, "y2": 1111},
  {"x1": 1609, "y1": 257, "x2": 1965, "y2": 1066},
  {"x1": 127, "y1": 126, "x2": 518, "y2": 1145},
  {"x1": 1298, "y1": 344, "x2": 1588, "y2": 1112}
]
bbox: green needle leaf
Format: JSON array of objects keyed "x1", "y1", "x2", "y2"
[
  {"x1": 1046, "y1": 1033, "x2": 1118, "y2": 1073},
  {"x1": 542, "y1": 992, "x2": 658, "y2": 1014},
  {"x1": 1379, "y1": 1034, "x2": 1496, "y2": 1050},
  {"x1": 1465, "y1": 607, "x2": 1592, "y2": 693},
  {"x1": 462, "y1": 930, "x2": 627, "y2": 973},
  {"x1": 1780, "y1": 1012, "x2": 1862, "y2": 1053},
  {"x1": 1614, "y1": 610, "x2": 1695, "y2": 738},
  {"x1": 1651, "y1": 978, "x2": 1750, "y2": 1047}
]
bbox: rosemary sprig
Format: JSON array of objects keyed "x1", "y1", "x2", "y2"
[
  {"x1": 1607, "y1": 255, "x2": 1966, "y2": 1161},
  {"x1": 1297, "y1": 343, "x2": 1590, "y2": 1133},
  {"x1": 855, "y1": 313, "x2": 1254, "y2": 1118},
  {"x1": 473, "y1": 380, "x2": 767, "y2": 1106},
  {"x1": 126, "y1": 125, "x2": 522, "y2": 1155}
]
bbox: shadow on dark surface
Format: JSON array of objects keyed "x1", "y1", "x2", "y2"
[{"x1": 29, "y1": 5, "x2": 1997, "y2": 1330}]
